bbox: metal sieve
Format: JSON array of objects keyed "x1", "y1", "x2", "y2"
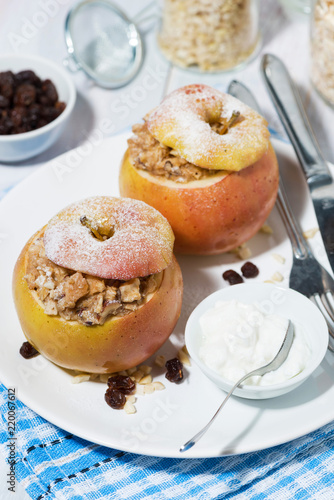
[{"x1": 64, "y1": 0, "x2": 143, "y2": 88}]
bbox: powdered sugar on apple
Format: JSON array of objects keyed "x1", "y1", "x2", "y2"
[
  {"x1": 44, "y1": 196, "x2": 174, "y2": 281},
  {"x1": 146, "y1": 84, "x2": 270, "y2": 172}
]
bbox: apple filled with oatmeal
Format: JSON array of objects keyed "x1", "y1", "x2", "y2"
[
  {"x1": 13, "y1": 196, "x2": 183, "y2": 373},
  {"x1": 119, "y1": 84, "x2": 279, "y2": 255}
]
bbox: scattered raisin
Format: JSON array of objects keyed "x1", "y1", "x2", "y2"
[
  {"x1": 107, "y1": 375, "x2": 135, "y2": 395},
  {"x1": 222, "y1": 269, "x2": 244, "y2": 285},
  {"x1": 241, "y1": 261, "x2": 259, "y2": 278},
  {"x1": 19, "y1": 341, "x2": 39, "y2": 359},
  {"x1": 165, "y1": 358, "x2": 183, "y2": 383},
  {"x1": 104, "y1": 388, "x2": 126, "y2": 409}
]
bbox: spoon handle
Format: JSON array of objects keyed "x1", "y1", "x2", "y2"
[
  {"x1": 180, "y1": 320, "x2": 293, "y2": 453},
  {"x1": 179, "y1": 373, "x2": 251, "y2": 453}
]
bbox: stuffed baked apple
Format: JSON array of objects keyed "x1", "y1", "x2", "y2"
[
  {"x1": 13, "y1": 196, "x2": 183, "y2": 373},
  {"x1": 119, "y1": 84, "x2": 279, "y2": 255}
]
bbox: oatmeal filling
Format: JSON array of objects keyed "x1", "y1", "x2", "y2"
[
  {"x1": 25, "y1": 236, "x2": 161, "y2": 326},
  {"x1": 128, "y1": 115, "x2": 242, "y2": 183},
  {"x1": 127, "y1": 122, "x2": 222, "y2": 183}
]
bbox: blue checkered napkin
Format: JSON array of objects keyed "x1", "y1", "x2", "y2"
[{"x1": 0, "y1": 383, "x2": 334, "y2": 500}]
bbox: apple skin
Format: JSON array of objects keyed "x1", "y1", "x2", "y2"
[
  {"x1": 119, "y1": 143, "x2": 279, "y2": 255},
  {"x1": 13, "y1": 236, "x2": 183, "y2": 373}
]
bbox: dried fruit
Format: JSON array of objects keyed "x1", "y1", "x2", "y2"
[
  {"x1": 14, "y1": 84, "x2": 36, "y2": 107},
  {"x1": 19, "y1": 341, "x2": 39, "y2": 359},
  {"x1": 104, "y1": 388, "x2": 126, "y2": 409},
  {"x1": 0, "y1": 69, "x2": 65, "y2": 135},
  {"x1": 241, "y1": 261, "x2": 259, "y2": 278},
  {"x1": 165, "y1": 357, "x2": 183, "y2": 383},
  {"x1": 39, "y1": 79, "x2": 58, "y2": 105},
  {"x1": 15, "y1": 70, "x2": 41, "y2": 86},
  {"x1": 222, "y1": 269, "x2": 244, "y2": 285},
  {"x1": 107, "y1": 375, "x2": 135, "y2": 395}
]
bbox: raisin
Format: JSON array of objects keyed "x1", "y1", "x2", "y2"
[
  {"x1": 35, "y1": 118, "x2": 48, "y2": 129},
  {"x1": 15, "y1": 70, "x2": 41, "y2": 86},
  {"x1": 16, "y1": 125, "x2": 30, "y2": 134},
  {"x1": 20, "y1": 341, "x2": 39, "y2": 359},
  {"x1": 55, "y1": 101, "x2": 66, "y2": 113},
  {"x1": 0, "y1": 117, "x2": 13, "y2": 134},
  {"x1": 0, "y1": 95, "x2": 10, "y2": 108},
  {"x1": 11, "y1": 106, "x2": 26, "y2": 127},
  {"x1": 241, "y1": 261, "x2": 259, "y2": 278},
  {"x1": 222, "y1": 269, "x2": 244, "y2": 285},
  {"x1": 39, "y1": 79, "x2": 58, "y2": 105},
  {"x1": 165, "y1": 358, "x2": 183, "y2": 383},
  {"x1": 0, "y1": 122, "x2": 7, "y2": 135},
  {"x1": 107, "y1": 375, "x2": 136, "y2": 395},
  {"x1": 0, "y1": 71, "x2": 15, "y2": 99},
  {"x1": 0, "y1": 70, "x2": 65, "y2": 134},
  {"x1": 104, "y1": 388, "x2": 126, "y2": 409},
  {"x1": 14, "y1": 84, "x2": 37, "y2": 106},
  {"x1": 28, "y1": 103, "x2": 41, "y2": 120},
  {"x1": 40, "y1": 105, "x2": 60, "y2": 122}
]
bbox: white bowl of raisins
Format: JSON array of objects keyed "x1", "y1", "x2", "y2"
[{"x1": 0, "y1": 54, "x2": 76, "y2": 162}]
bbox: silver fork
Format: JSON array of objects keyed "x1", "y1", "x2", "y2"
[
  {"x1": 228, "y1": 80, "x2": 334, "y2": 353},
  {"x1": 277, "y1": 181, "x2": 334, "y2": 352}
]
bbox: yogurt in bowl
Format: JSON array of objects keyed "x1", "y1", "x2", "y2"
[
  {"x1": 199, "y1": 300, "x2": 311, "y2": 387},
  {"x1": 185, "y1": 283, "x2": 328, "y2": 399}
]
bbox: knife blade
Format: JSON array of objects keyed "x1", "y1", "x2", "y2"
[
  {"x1": 260, "y1": 53, "x2": 334, "y2": 274},
  {"x1": 228, "y1": 80, "x2": 262, "y2": 115}
]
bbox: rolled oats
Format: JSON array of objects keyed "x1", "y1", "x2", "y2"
[
  {"x1": 158, "y1": 0, "x2": 259, "y2": 72},
  {"x1": 311, "y1": 1, "x2": 334, "y2": 104}
]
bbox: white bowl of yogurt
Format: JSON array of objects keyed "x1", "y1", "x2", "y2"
[{"x1": 185, "y1": 283, "x2": 329, "y2": 399}]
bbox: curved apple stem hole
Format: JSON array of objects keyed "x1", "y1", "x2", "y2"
[
  {"x1": 211, "y1": 110, "x2": 241, "y2": 135},
  {"x1": 80, "y1": 215, "x2": 114, "y2": 241}
]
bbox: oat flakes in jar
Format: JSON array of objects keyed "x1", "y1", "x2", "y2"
[
  {"x1": 158, "y1": 0, "x2": 260, "y2": 72},
  {"x1": 311, "y1": 0, "x2": 334, "y2": 105}
]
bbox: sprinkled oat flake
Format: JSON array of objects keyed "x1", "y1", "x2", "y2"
[
  {"x1": 303, "y1": 228, "x2": 319, "y2": 239},
  {"x1": 177, "y1": 347, "x2": 191, "y2": 367},
  {"x1": 229, "y1": 243, "x2": 252, "y2": 260},
  {"x1": 124, "y1": 400, "x2": 136, "y2": 414},
  {"x1": 72, "y1": 373, "x2": 91, "y2": 384},
  {"x1": 155, "y1": 355, "x2": 166, "y2": 368},
  {"x1": 272, "y1": 253, "x2": 286, "y2": 264},
  {"x1": 260, "y1": 224, "x2": 274, "y2": 235},
  {"x1": 270, "y1": 271, "x2": 284, "y2": 283}
]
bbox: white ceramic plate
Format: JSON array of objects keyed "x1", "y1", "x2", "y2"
[{"x1": 1, "y1": 133, "x2": 334, "y2": 458}]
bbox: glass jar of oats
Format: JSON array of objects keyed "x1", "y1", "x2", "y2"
[
  {"x1": 310, "y1": 0, "x2": 334, "y2": 105},
  {"x1": 157, "y1": 0, "x2": 260, "y2": 72}
]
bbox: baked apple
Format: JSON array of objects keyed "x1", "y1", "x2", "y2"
[
  {"x1": 13, "y1": 196, "x2": 183, "y2": 373},
  {"x1": 119, "y1": 84, "x2": 279, "y2": 255}
]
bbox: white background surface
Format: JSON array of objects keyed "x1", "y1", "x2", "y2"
[{"x1": 0, "y1": 0, "x2": 334, "y2": 498}]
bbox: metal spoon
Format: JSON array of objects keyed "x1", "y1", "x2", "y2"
[{"x1": 180, "y1": 319, "x2": 294, "y2": 453}]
